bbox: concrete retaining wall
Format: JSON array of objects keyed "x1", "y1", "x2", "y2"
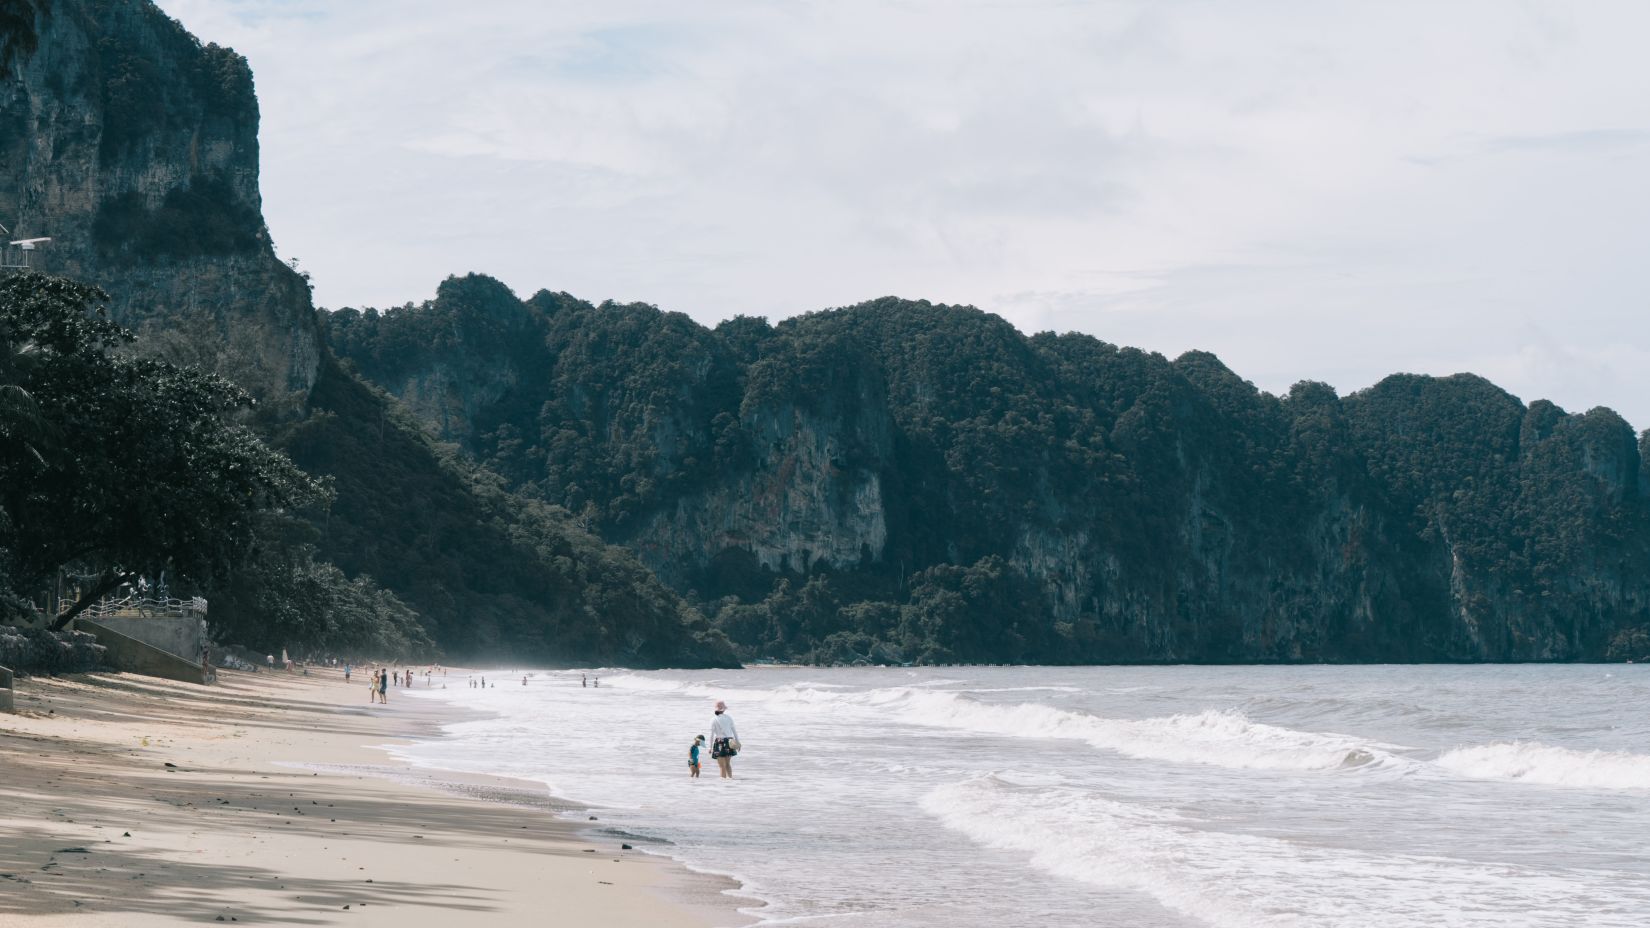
[
  {"x1": 92, "y1": 614, "x2": 206, "y2": 663},
  {"x1": 76, "y1": 621, "x2": 214, "y2": 685},
  {"x1": 0, "y1": 665, "x2": 13, "y2": 712}
]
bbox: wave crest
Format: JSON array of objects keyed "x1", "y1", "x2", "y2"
[{"x1": 1437, "y1": 741, "x2": 1650, "y2": 790}]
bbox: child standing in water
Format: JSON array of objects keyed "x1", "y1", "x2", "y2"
[{"x1": 689, "y1": 735, "x2": 705, "y2": 777}]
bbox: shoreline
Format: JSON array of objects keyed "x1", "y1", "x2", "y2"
[{"x1": 0, "y1": 666, "x2": 750, "y2": 926}]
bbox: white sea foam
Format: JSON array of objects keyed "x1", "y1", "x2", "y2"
[
  {"x1": 873, "y1": 690, "x2": 1404, "y2": 772},
  {"x1": 1437, "y1": 741, "x2": 1650, "y2": 790},
  {"x1": 923, "y1": 774, "x2": 1647, "y2": 928}
]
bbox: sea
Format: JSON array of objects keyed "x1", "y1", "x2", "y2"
[{"x1": 394, "y1": 665, "x2": 1650, "y2": 927}]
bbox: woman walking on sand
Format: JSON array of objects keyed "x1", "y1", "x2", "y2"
[{"x1": 710, "y1": 700, "x2": 740, "y2": 779}]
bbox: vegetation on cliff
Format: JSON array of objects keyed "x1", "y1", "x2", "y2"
[
  {"x1": 0, "y1": 273, "x2": 323, "y2": 627},
  {"x1": 326, "y1": 278, "x2": 1650, "y2": 665},
  {"x1": 271, "y1": 352, "x2": 737, "y2": 666}
]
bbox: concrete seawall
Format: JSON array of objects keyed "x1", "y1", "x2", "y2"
[
  {"x1": 0, "y1": 665, "x2": 13, "y2": 712},
  {"x1": 90, "y1": 613, "x2": 205, "y2": 663},
  {"x1": 77, "y1": 621, "x2": 213, "y2": 685}
]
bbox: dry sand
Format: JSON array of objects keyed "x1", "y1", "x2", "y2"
[{"x1": 0, "y1": 667, "x2": 748, "y2": 926}]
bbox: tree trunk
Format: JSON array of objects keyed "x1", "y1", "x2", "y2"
[{"x1": 49, "y1": 570, "x2": 135, "y2": 631}]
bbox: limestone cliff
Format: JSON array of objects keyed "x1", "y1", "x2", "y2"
[{"x1": 1, "y1": 0, "x2": 318, "y2": 404}]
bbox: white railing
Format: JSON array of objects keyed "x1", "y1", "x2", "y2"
[{"x1": 60, "y1": 595, "x2": 208, "y2": 620}]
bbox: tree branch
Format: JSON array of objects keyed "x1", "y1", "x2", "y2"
[{"x1": 49, "y1": 569, "x2": 136, "y2": 631}]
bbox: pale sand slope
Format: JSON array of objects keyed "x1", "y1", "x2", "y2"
[{"x1": 0, "y1": 667, "x2": 747, "y2": 927}]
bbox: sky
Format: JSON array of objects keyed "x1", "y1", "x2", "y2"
[{"x1": 156, "y1": 0, "x2": 1650, "y2": 428}]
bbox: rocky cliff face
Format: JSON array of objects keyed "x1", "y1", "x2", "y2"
[
  {"x1": 1, "y1": 0, "x2": 319, "y2": 404},
  {"x1": 637, "y1": 392, "x2": 893, "y2": 589},
  {"x1": 327, "y1": 282, "x2": 1650, "y2": 664}
]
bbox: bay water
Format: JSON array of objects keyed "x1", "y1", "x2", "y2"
[{"x1": 396, "y1": 665, "x2": 1650, "y2": 927}]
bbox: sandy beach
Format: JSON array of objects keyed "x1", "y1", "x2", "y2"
[{"x1": 0, "y1": 667, "x2": 746, "y2": 927}]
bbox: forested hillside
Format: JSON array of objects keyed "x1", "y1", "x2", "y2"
[{"x1": 326, "y1": 276, "x2": 1650, "y2": 664}]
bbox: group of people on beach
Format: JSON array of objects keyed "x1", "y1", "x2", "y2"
[
  {"x1": 366, "y1": 668, "x2": 390, "y2": 703},
  {"x1": 689, "y1": 700, "x2": 740, "y2": 779},
  {"x1": 362, "y1": 667, "x2": 428, "y2": 702},
  {"x1": 394, "y1": 668, "x2": 745, "y2": 777}
]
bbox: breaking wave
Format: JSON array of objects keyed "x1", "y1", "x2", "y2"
[{"x1": 1437, "y1": 741, "x2": 1650, "y2": 790}]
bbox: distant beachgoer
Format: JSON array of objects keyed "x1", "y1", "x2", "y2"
[
  {"x1": 711, "y1": 700, "x2": 739, "y2": 779},
  {"x1": 593, "y1": 677, "x2": 600, "y2": 688},
  {"x1": 582, "y1": 674, "x2": 587, "y2": 688},
  {"x1": 689, "y1": 735, "x2": 705, "y2": 778},
  {"x1": 266, "y1": 654, "x2": 274, "y2": 670},
  {"x1": 378, "y1": 669, "x2": 389, "y2": 703},
  {"x1": 522, "y1": 676, "x2": 528, "y2": 686},
  {"x1": 369, "y1": 670, "x2": 379, "y2": 703},
  {"x1": 344, "y1": 663, "x2": 352, "y2": 683}
]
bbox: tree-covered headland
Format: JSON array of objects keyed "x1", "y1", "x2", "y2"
[{"x1": 326, "y1": 276, "x2": 1650, "y2": 666}]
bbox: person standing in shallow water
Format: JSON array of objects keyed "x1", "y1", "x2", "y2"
[{"x1": 711, "y1": 700, "x2": 739, "y2": 779}]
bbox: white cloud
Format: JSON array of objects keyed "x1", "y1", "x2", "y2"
[{"x1": 157, "y1": 0, "x2": 1650, "y2": 428}]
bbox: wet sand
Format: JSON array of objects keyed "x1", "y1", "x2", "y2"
[{"x1": 0, "y1": 667, "x2": 745, "y2": 926}]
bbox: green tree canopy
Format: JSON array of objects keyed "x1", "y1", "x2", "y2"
[{"x1": 0, "y1": 274, "x2": 326, "y2": 628}]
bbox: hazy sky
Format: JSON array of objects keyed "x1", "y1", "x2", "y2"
[{"x1": 157, "y1": 0, "x2": 1650, "y2": 428}]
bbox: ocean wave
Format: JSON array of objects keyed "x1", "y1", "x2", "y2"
[
  {"x1": 1437, "y1": 741, "x2": 1650, "y2": 790},
  {"x1": 862, "y1": 688, "x2": 1403, "y2": 772},
  {"x1": 923, "y1": 775, "x2": 1645, "y2": 928}
]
